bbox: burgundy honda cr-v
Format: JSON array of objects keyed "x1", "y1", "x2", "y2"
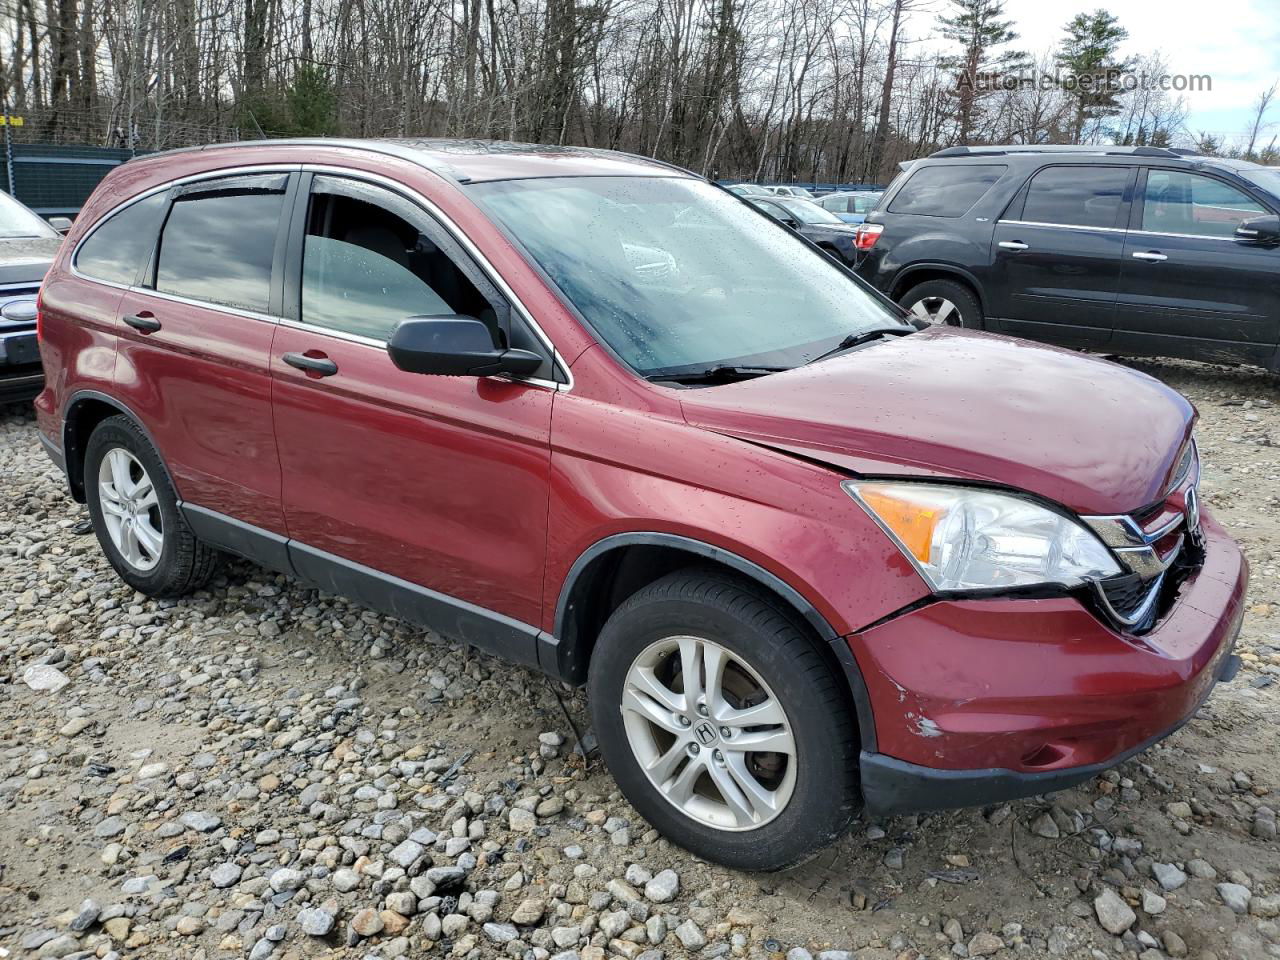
[{"x1": 35, "y1": 139, "x2": 1246, "y2": 871}]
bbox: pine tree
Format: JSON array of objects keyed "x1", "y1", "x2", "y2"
[
  {"x1": 939, "y1": 0, "x2": 1028, "y2": 144},
  {"x1": 1057, "y1": 10, "x2": 1129, "y2": 143}
]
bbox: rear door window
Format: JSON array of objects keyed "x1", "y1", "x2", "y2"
[
  {"x1": 887, "y1": 165, "x2": 1006, "y2": 217},
  {"x1": 154, "y1": 175, "x2": 288, "y2": 313},
  {"x1": 1019, "y1": 166, "x2": 1130, "y2": 229},
  {"x1": 75, "y1": 192, "x2": 168, "y2": 286}
]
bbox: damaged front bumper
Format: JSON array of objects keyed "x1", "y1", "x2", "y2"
[{"x1": 851, "y1": 512, "x2": 1248, "y2": 817}]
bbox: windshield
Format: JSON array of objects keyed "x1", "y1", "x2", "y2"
[
  {"x1": 1241, "y1": 168, "x2": 1280, "y2": 200},
  {"x1": 471, "y1": 176, "x2": 905, "y2": 377},
  {"x1": 0, "y1": 191, "x2": 57, "y2": 239},
  {"x1": 775, "y1": 197, "x2": 844, "y2": 225}
]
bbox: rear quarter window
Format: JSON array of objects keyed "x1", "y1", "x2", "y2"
[
  {"x1": 887, "y1": 164, "x2": 1006, "y2": 218},
  {"x1": 75, "y1": 192, "x2": 168, "y2": 286}
]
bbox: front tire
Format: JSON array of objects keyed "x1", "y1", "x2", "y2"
[
  {"x1": 588, "y1": 569, "x2": 860, "y2": 871},
  {"x1": 84, "y1": 415, "x2": 218, "y2": 597}
]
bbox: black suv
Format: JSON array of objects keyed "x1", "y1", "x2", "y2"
[{"x1": 855, "y1": 145, "x2": 1280, "y2": 372}]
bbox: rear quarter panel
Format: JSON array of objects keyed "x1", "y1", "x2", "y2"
[{"x1": 34, "y1": 265, "x2": 124, "y2": 449}]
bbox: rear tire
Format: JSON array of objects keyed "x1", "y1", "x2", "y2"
[
  {"x1": 84, "y1": 415, "x2": 218, "y2": 597},
  {"x1": 587, "y1": 569, "x2": 860, "y2": 871},
  {"x1": 899, "y1": 278, "x2": 981, "y2": 328}
]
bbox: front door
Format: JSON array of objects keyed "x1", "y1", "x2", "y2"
[
  {"x1": 270, "y1": 173, "x2": 556, "y2": 665},
  {"x1": 989, "y1": 164, "x2": 1134, "y2": 346},
  {"x1": 1113, "y1": 168, "x2": 1280, "y2": 365}
]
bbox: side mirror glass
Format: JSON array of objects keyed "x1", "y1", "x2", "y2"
[
  {"x1": 49, "y1": 216, "x2": 73, "y2": 234},
  {"x1": 1235, "y1": 214, "x2": 1280, "y2": 244},
  {"x1": 387, "y1": 315, "x2": 543, "y2": 378}
]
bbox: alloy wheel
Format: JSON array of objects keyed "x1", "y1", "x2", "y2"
[
  {"x1": 908, "y1": 296, "x2": 961, "y2": 325},
  {"x1": 97, "y1": 447, "x2": 163, "y2": 571},
  {"x1": 620, "y1": 635, "x2": 797, "y2": 831}
]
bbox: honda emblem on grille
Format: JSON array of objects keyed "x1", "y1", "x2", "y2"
[{"x1": 1184, "y1": 485, "x2": 1201, "y2": 536}]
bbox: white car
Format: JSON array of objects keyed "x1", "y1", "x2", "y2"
[{"x1": 765, "y1": 185, "x2": 816, "y2": 199}]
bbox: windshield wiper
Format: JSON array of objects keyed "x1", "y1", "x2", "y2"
[
  {"x1": 803, "y1": 326, "x2": 913, "y2": 366},
  {"x1": 647, "y1": 364, "x2": 789, "y2": 384}
]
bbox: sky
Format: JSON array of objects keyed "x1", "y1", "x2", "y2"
[{"x1": 915, "y1": 0, "x2": 1280, "y2": 146}]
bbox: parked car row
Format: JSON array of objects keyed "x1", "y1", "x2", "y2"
[
  {"x1": 33, "y1": 138, "x2": 1246, "y2": 872},
  {"x1": 747, "y1": 195, "x2": 861, "y2": 264},
  {"x1": 852, "y1": 145, "x2": 1280, "y2": 372}
]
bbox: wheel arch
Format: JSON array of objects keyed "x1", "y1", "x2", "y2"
[
  {"x1": 548, "y1": 532, "x2": 878, "y2": 752},
  {"x1": 890, "y1": 264, "x2": 987, "y2": 320},
  {"x1": 62, "y1": 390, "x2": 169, "y2": 503}
]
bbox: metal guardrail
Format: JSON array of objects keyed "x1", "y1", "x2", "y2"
[{"x1": 717, "y1": 180, "x2": 885, "y2": 195}]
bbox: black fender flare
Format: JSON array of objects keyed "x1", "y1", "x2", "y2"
[
  {"x1": 553, "y1": 531, "x2": 879, "y2": 753},
  {"x1": 61, "y1": 390, "x2": 173, "y2": 501}
]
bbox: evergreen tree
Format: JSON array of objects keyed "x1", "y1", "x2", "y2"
[
  {"x1": 288, "y1": 65, "x2": 338, "y2": 136},
  {"x1": 1057, "y1": 10, "x2": 1129, "y2": 143},
  {"x1": 939, "y1": 0, "x2": 1028, "y2": 144}
]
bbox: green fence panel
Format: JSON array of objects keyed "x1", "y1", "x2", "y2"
[{"x1": 3, "y1": 143, "x2": 140, "y2": 217}]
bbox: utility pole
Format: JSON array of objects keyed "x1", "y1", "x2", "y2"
[{"x1": 1, "y1": 90, "x2": 16, "y2": 197}]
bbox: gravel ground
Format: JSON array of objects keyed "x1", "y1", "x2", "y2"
[{"x1": 0, "y1": 357, "x2": 1277, "y2": 960}]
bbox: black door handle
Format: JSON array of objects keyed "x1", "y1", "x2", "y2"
[
  {"x1": 124, "y1": 313, "x2": 161, "y2": 333},
  {"x1": 282, "y1": 352, "x2": 339, "y2": 377}
]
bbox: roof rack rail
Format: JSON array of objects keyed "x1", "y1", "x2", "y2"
[{"x1": 928, "y1": 145, "x2": 1199, "y2": 160}]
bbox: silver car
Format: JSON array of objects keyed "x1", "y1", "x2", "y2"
[{"x1": 0, "y1": 192, "x2": 63, "y2": 403}]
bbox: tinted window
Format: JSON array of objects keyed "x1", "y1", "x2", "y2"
[
  {"x1": 751, "y1": 199, "x2": 787, "y2": 220},
  {"x1": 302, "y1": 177, "x2": 496, "y2": 342},
  {"x1": 854, "y1": 194, "x2": 881, "y2": 213},
  {"x1": 888, "y1": 165, "x2": 1006, "y2": 217},
  {"x1": 1021, "y1": 166, "x2": 1129, "y2": 229},
  {"x1": 776, "y1": 198, "x2": 843, "y2": 224},
  {"x1": 76, "y1": 193, "x2": 168, "y2": 285},
  {"x1": 1142, "y1": 171, "x2": 1267, "y2": 238},
  {"x1": 156, "y1": 179, "x2": 286, "y2": 312}
]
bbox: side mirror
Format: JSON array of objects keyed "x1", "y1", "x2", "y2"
[
  {"x1": 48, "y1": 216, "x2": 73, "y2": 234},
  {"x1": 387, "y1": 315, "x2": 544, "y2": 378},
  {"x1": 1235, "y1": 214, "x2": 1280, "y2": 244},
  {"x1": 780, "y1": 217, "x2": 801, "y2": 230}
]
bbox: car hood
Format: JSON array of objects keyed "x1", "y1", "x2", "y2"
[
  {"x1": 0, "y1": 237, "x2": 59, "y2": 284},
  {"x1": 678, "y1": 326, "x2": 1195, "y2": 516}
]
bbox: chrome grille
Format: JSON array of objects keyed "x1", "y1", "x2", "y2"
[{"x1": 1082, "y1": 441, "x2": 1202, "y2": 631}]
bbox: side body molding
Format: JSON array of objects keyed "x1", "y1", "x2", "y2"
[{"x1": 179, "y1": 503, "x2": 547, "y2": 673}]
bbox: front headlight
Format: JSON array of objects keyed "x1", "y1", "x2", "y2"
[{"x1": 845, "y1": 481, "x2": 1121, "y2": 592}]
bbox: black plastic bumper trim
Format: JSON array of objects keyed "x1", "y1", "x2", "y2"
[{"x1": 38, "y1": 432, "x2": 66, "y2": 473}]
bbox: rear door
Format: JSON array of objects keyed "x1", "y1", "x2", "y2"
[
  {"x1": 989, "y1": 164, "x2": 1134, "y2": 346},
  {"x1": 1113, "y1": 168, "x2": 1280, "y2": 365},
  {"x1": 114, "y1": 171, "x2": 294, "y2": 537}
]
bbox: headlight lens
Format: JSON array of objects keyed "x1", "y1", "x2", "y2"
[{"x1": 845, "y1": 481, "x2": 1121, "y2": 592}]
